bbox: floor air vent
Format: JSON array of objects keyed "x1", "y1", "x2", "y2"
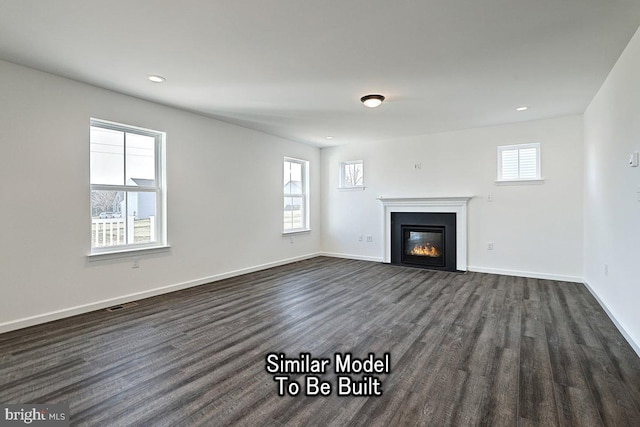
[{"x1": 106, "y1": 301, "x2": 139, "y2": 312}]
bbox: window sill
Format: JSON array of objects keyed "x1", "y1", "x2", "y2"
[
  {"x1": 87, "y1": 245, "x2": 171, "y2": 261},
  {"x1": 337, "y1": 186, "x2": 366, "y2": 191},
  {"x1": 282, "y1": 229, "x2": 311, "y2": 235},
  {"x1": 495, "y1": 179, "x2": 545, "y2": 186}
]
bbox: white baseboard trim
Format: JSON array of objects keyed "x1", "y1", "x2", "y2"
[
  {"x1": 467, "y1": 265, "x2": 583, "y2": 283},
  {"x1": 317, "y1": 256, "x2": 582, "y2": 282},
  {"x1": 318, "y1": 252, "x2": 384, "y2": 263},
  {"x1": 583, "y1": 281, "x2": 640, "y2": 358},
  {"x1": 0, "y1": 252, "x2": 321, "y2": 335}
]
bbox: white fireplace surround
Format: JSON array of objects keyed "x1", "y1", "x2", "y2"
[{"x1": 378, "y1": 197, "x2": 472, "y2": 270}]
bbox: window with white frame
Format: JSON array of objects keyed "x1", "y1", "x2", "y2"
[
  {"x1": 283, "y1": 157, "x2": 309, "y2": 232},
  {"x1": 339, "y1": 160, "x2": 364, "y2": 188},
  {"x1": 90, "y1": 119, "x2": 166, "y2": 254},
  {"x1": 497, "y1": 143, "x2": 541, "y2": 181}
]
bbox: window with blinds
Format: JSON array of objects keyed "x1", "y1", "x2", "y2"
[{"x1": 497, "y1": 143, "x2": 541, "y2": 181}]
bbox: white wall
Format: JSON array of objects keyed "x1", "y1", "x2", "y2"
[
  {"x1": 321, "y1": 116, "x2": 584, "y2": 281},
  {"x1": 0, "y1": 60, "x2": 321, "y2": 332},
  {"x1": 584, "y1": 27, "x2": 640, "y2": 354}
]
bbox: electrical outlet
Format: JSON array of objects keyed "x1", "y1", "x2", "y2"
[
  {"x1": 414, "y1": 163, "x2": 422, "y2": 170},
  {"x1": 290, "y1": 236, "x2": 294, "y2": 244},
  {"x1": 358, "y1": 235, "x2": 363, "y2": 241},
  {"x1": 132, "y1": 257, "x2": 139, "y2": 269},
  {"x1": 487, "y1": 242, "x2": 494, "y2": 250},
  {"x1": 488, "y1": 193, "x2": 493, "y2": 202},
  {"x1": 604, "y1": 264, "x2": 608, "y2": 276},
  {"x1": 367, "y1": 235, "x2": 373, "y2": 242}
]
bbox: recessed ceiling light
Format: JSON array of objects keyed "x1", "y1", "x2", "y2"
[
  {"x1": 326, "y1": 136, "x2": 334, "y2": 140},
  {"x1": 516, "y1": 106, "x2": 528, "y2": 111},
  {"x1": 361, "y1": 94, "x2": 385, "y2": 108},
  {"x1": 148, "y1": 75, "x2": 165, "y2": 83}
]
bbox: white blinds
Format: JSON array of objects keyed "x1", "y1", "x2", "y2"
[
  {"x1": 518, "y1": 147, "x2": 538, "y2": 179},
  {"x1": 498, "y1": 143, "x2": 540, "y2": 181},
  {"x1": 501, "y1": 149, "x2": 519, "y2": 180}
]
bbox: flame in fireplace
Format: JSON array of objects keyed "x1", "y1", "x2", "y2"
[{"x1": 410, "y1": 243, "x2": 441, "y2": 257}]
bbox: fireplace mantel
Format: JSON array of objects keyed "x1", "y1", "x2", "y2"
[{"x1": 378, "y1": 197, "x2": 472, "y2": 270}]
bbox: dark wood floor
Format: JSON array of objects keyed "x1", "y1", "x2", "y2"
[{"x1": 1, "y1": 257, "x2": 639, "y2": 426}]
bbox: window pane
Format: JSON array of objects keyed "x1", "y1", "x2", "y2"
[
  {"x1": 284, "y1": 196, "x2": 294, "y2": 230},
  {"x1": 353, "y1": 163, "x2": 363, "y2": 186},
  {"x1": 519, "y1": 148, "x2": 538, "y2": 179},
  {"x1": 501, "y1": 149, "x2": 519, "y2": 180},
  {"x1": 290, "y1": 161, "x2": 302, "y2": 183},
  {"x1": 284, "y1": 161, "x2": 303, "y2": 196},
  {"x1": 126, "y1": 133, "x2": 156, "y2": 185},
  {"x1": 344, "y1": 164, "x2": 353, "y2": 187},
  {"x1": 284, "y1": 196, "x2": 303, "y2": 230},
  {"x1": 90, "y1": 127, "x2": 124, "y2": 185},
  {"x1": 127, "y1": 192, "x2": 157, "y2": 244},
  {"x1": 91, "y1": 190, "x2": 126, "y2": 248},
  {"x1": 91, "y1": 190, "x2": 125, "y2": 218}
]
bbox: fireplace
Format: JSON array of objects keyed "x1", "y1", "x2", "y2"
[
  {"x1": 401, "y1": 225, "x2": 445, "y2": 267},
  {"x1": 379, "y1": 197, "x2": 470, "y2": 271},
  {"x1": 391, "y1": 212, "x2": 457, "y2": 271}
]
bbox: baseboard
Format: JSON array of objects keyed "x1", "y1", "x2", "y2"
[
  {"x1": 317, "y1": 256, "x2": 582, "y2": 282},
  {"x1": 467, "y1": 265, "x2": 583, "y2": 283},
  {"x1": 319, "y1": 252, "x2": 384, "y2": 263},
  {"x1": 583, "y1": 281, "x2": 640, "y2": 358},
  {"x1": 0, "y1": 252, "x2": 321, "y2": 335}
]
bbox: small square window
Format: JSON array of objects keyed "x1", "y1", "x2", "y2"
[
  {"x1": 340, "y1": 160, "x2": 364, "y2": 188},
  {"x1": 497, "y1": 143, "x2": 541, "y2": 181}
]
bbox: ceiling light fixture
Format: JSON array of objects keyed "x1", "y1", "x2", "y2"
[
  {"x1": 361, "y1": 94, "x2": 385, "y2": 108},
  {"x1": 515, "y1": 106, "x2": 528, "y2": 111},
  {"x1": 148, "y1": 75, "x2": 166, "y2": 83},
  {"x1": 326, "y1": 136, "x2": 334, "y2": 140}
]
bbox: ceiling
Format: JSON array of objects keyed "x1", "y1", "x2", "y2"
[{"x1": 1, "y1": 1, "x2": 639, "y2": 147}]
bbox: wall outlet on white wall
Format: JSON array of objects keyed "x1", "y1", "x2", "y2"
[
  {"x1": 629, "y1": 152, "x2": 639, "y2": 167},
  {"x1": 132, "y1": 257, "x2": 139, "y2": 269},
  {"x1": 367, "y1": 235, "x2": 373, "y2": 242},
  {"x1": 487, "y1": 242, "x2": 494, "y2": 250},
  {"x1": 358, "y1": 235, "x2": 363, "y2": 241}
]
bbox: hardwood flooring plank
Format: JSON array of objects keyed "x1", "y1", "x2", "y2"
[
  {"x1": 518, "y1": 336, "x2": 559, "y2": 426},
  {"x1": 577, "y1": 345, "x2": 640, "y2": 426},
  {"x1": 554, "y1": 383, "x2": 604, "y2": 427},
  {"x1": 480, "y1": 347, "x2": 519, "y2": 427}
]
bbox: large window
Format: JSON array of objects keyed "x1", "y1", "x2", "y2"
[
  {"x1": 283, "y1": 157, "x2": 309, "y2": 232},
  {"x1": 90, "y1": 119, "x2": 166, "y2": 254},
  {"x1": 497, "y1": 143, "x2": 541, "y2": 182}
]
